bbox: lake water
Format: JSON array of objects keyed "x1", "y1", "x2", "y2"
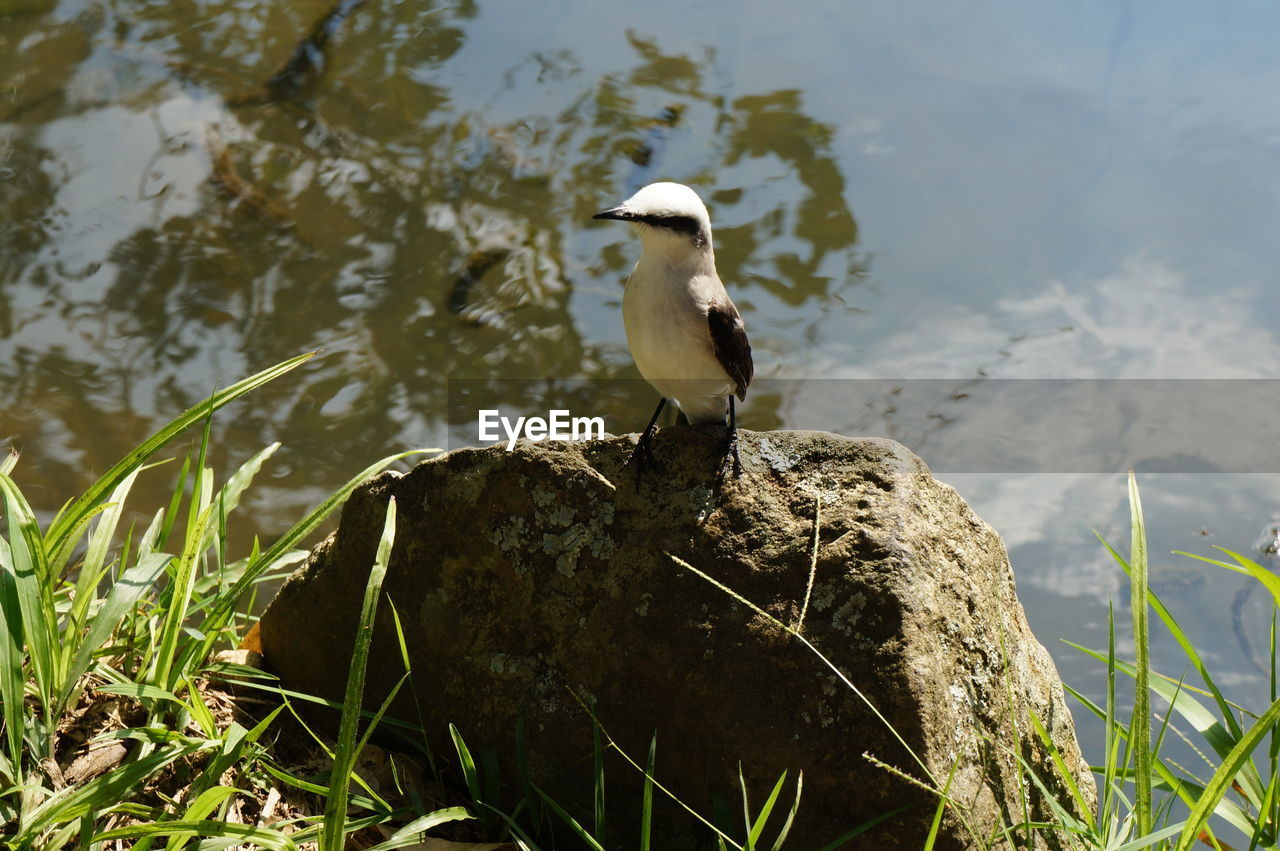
[{"x1": 5, "y1": 0, "x2": 1280, "y2": 819}]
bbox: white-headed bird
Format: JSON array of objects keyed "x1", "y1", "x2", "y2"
[{"x1": 594, "y1": 182, "x2": 753, "y2": 479}]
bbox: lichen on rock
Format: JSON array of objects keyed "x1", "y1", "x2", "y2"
[{"x1": 259, "y1": 427, "x2": 1094, "y2": 849}]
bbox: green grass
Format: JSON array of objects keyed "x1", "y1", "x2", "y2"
[
  {"x1": 6, "y1": 358, "x2": 1280, "y2": 849},
  {"x1": 0, "y1": 354, "x2": 462, "y2": 849},
  {"x1": 1061, "y1": 471, "x2": 1280, "y2": 851}
]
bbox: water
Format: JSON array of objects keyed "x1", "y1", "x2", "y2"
[{"x1": 5, "y1": 0, "x2": 1280, "y2": 819}]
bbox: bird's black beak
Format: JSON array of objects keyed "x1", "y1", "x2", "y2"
[{"x1": 593, "y1": 206, "x2": 634, "y2": 222}]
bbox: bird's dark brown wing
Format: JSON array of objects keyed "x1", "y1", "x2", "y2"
[{"x1": 708, "y1": 297, "x2": 753, "y2": 401}]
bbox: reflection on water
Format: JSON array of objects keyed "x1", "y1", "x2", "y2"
[
  {"x1": 0, "y1": 0, "x2": 863, "y2": 526},
  {"x1": 5, "y1": 0, "x2": 1280, "y2": 817}
]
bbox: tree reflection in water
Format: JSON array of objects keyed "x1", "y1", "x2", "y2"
[{"x1": 0, "y1": 1, "x2": 864, "y2": 537}]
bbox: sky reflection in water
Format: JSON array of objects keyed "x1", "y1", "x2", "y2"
[{"x1": 3, "y1": 0, "x2": 1280, "y2": 776}]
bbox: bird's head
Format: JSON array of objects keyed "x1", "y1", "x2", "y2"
[{"x1": 593, "y1": 182, "x2": 712, "y2": 251}]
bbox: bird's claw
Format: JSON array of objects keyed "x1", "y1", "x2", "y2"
[
  {"x1": 718, "y1": 426, "x2": 743, "y2": 480},
  {"x1": 625, "y1": 429, "x2": 660, "y2": 491}
]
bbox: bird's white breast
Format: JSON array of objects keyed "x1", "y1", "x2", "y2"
[{"x1": 622, "y1": 252, "x2": 735, "y2": 424}]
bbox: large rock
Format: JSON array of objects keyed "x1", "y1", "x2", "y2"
[{"x1": 259, "y1": 429, "x2": 1094, "y2": 848}]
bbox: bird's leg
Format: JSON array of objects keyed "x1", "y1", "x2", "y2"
[
  {"x1": 625, "y1": 397, "x2": 667, "y2": 487},
  {"x1": 724, "y1": 395, "x2": 742, "y2": 478}
]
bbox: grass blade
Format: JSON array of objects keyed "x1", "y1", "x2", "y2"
[
  {"x1": 1065, "y1": 641, "x2": 1265, "y2": 801},
  {"x1": 533, "y1": 783, "x2": 606, "y2": 851},
  {"x1": 746, "y1": 771, "x2": 787, "y2": 849},
  {"x1": 46, "y1": 352, "x2": 317, "y2": 564},
  {"x1": 1176, "y1": 695, "x2": 1280, "y2": 850},
  {"x1": 593, "y1": 719, "x2": 605, "y2": 841},
  {"x1": 93, "y1": 819, "x2": 295, "y2": 850},
  {"x1": 1179, "y1": 547, "x2": 1280, "y2": 607},
  {"x1": 0, "y1": 529, "x2": 26, "y2": 778},
  {"x1": 640, "y1": 732, "x2": 656, "y2": 851},
  {"x1": 71, "y1": 466, "x2": 146, "y2": 636},
  {"x1": 59, "y1": 552, "x2": 170, "y2": 708},
  {"x1": 364, "y1": 806, "x2": 473, "y2": 851},
  {"x1": 1127, "y1": 470, "x2": 1152, "y2": 836},
  {"x1": 96, "y1": 682, "x2": 186, "y2": 705},
  {"x1": 151, "y1": 503, "x2": 216, "y2": 691},
  {"x1": 190, "y1": 450, "x2": 433, "y2": 675},
  {"x1": 15, "y1": 740, "x2": 211, "y2": 843},
  {"x1": 923, "y1": 755, "x2": 960, "y2": 851},
  {"x1": 816, "y1": 804, "x2": 915, "y2": 850},
  {"x1": 320, "y1": 497, "x2": 397, "y2": 851},
  {"x1": 0, "y1": 471, "x2": 57, "y2": 712},
  {"x1": 1103, "y1": 535, "x2": 1246, "y2": 743},
  {"x1": 768, "y1": 770, "x2": 801, "y2": 851},
  {"x1": 516, "y1": 712, "x2": 541, "y2": 833},
  {"x1": 450, "y1": 724, "x2": 483, "y2": 809},
  {"x1": 202, "y1": 442, "x2": 280, "y2": 553},
  {"x1": 1104, "y1": 599, "x2": 1118, "y2": 830}
]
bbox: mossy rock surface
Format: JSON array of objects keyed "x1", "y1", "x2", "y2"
[{"x1": 260, "y1": 428, "x2": 1094, "y2": 849}]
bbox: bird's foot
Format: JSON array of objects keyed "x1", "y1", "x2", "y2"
[
  {"x1": 718, "y1": 424, "x2": 743, "y2": 480},
  {"x1": 624, "y1": 427, "x2": 660, "y2": 490}
]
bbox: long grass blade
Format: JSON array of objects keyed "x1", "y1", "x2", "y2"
[
  {"x1": 1065, "y1": 641, "x2": 1265, "y2": 802},
  {"x1": 173, "y1": 785, "x2": 245, "y2": 843},
  {"x1": 816, "y1": 804, "x2": 915, "y2": 850},
  {"x1": 923, "y1": 754, "x2": 961, "y2": 851},
  {"x1": 190, "y1": 450, "x2": 433, "y2": 675},
  {"x1": 667, "y1": 555, "x2": 946, "y2": 796},
  {"x1": 320, "y1": 497, "x2": 397, "y2": 851},
  {"x1": 1127, "y1": 471, "x2": 1152, "y2": 836},
  {"x1": 93, "y1": 819, "x2": 295, "y2": 850},
  {"x1": 0, "y1": 527, "x2": 27, "y2": 777},
  {"x1": 0, "y1": 471, "x2": 57, "y2": 711},
  {"x1": 46, "y1": 352, "x2": 317, "y2": 563},
  {"x1": 202, "y1": 442, "x2": 280, "y2": 553},
  {"x1": 1025, "y1": 707, "x2": 1092, "y2": 825},
  {"x1": 95, "y1": 682, "x2": 187, "y2": 705},
  {"x1": 450, "y1": 723, "x2": 483, "y2": 809},
  {"x1": 15, "y1": 740, "x2": 212, "y2": 843},
  {"x1": 767, "y1": 770, "x2": 801, "y2": 851},
  {"x1": 593, "y1": 719, "x2": 605, "y2": 841},
  {"x1": 1103, "y1": 599, "x2": 1118, "y2": 830},
  {"x1": 59, "y1": 552, "x2": 170, "y2": 709},
  {"x1": 157, "y1": 452, "x2": 192, "y2": 553},
  {"x1": 1179, "y1": 548, "x2": 1280, "y2": 607},
  {"x1": 533, "y1": 783, "x2": 606, "y2": 851},
  {"x1": 1111, "y1": 823, "x2": 1187, "y2": 850},
  {"x1": 364, "y1": 806, "x2": 473, "y2": 850},
  {"x1": 1102, "y1": 534, "x2": 1245, "y2": 742},
  {"x1": 640, "y1": 732, "x2": 656, "y2": 851},
  {"x1": 746, "y1": 771, "x2": 787, "y2": 850},
  {"x1": 71, "y1": 466, "x2": 146, "y2": 635},
  {"x1": 151, "y1": 503, "x2": 216, "y2": 691},
  {"x1": 1176, "y1": 696, "x2": 1280, "y2": 850}
]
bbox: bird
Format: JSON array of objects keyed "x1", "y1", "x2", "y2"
[{"x1": 593, "y1": 181, "x2": 753, "y2": 479}]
